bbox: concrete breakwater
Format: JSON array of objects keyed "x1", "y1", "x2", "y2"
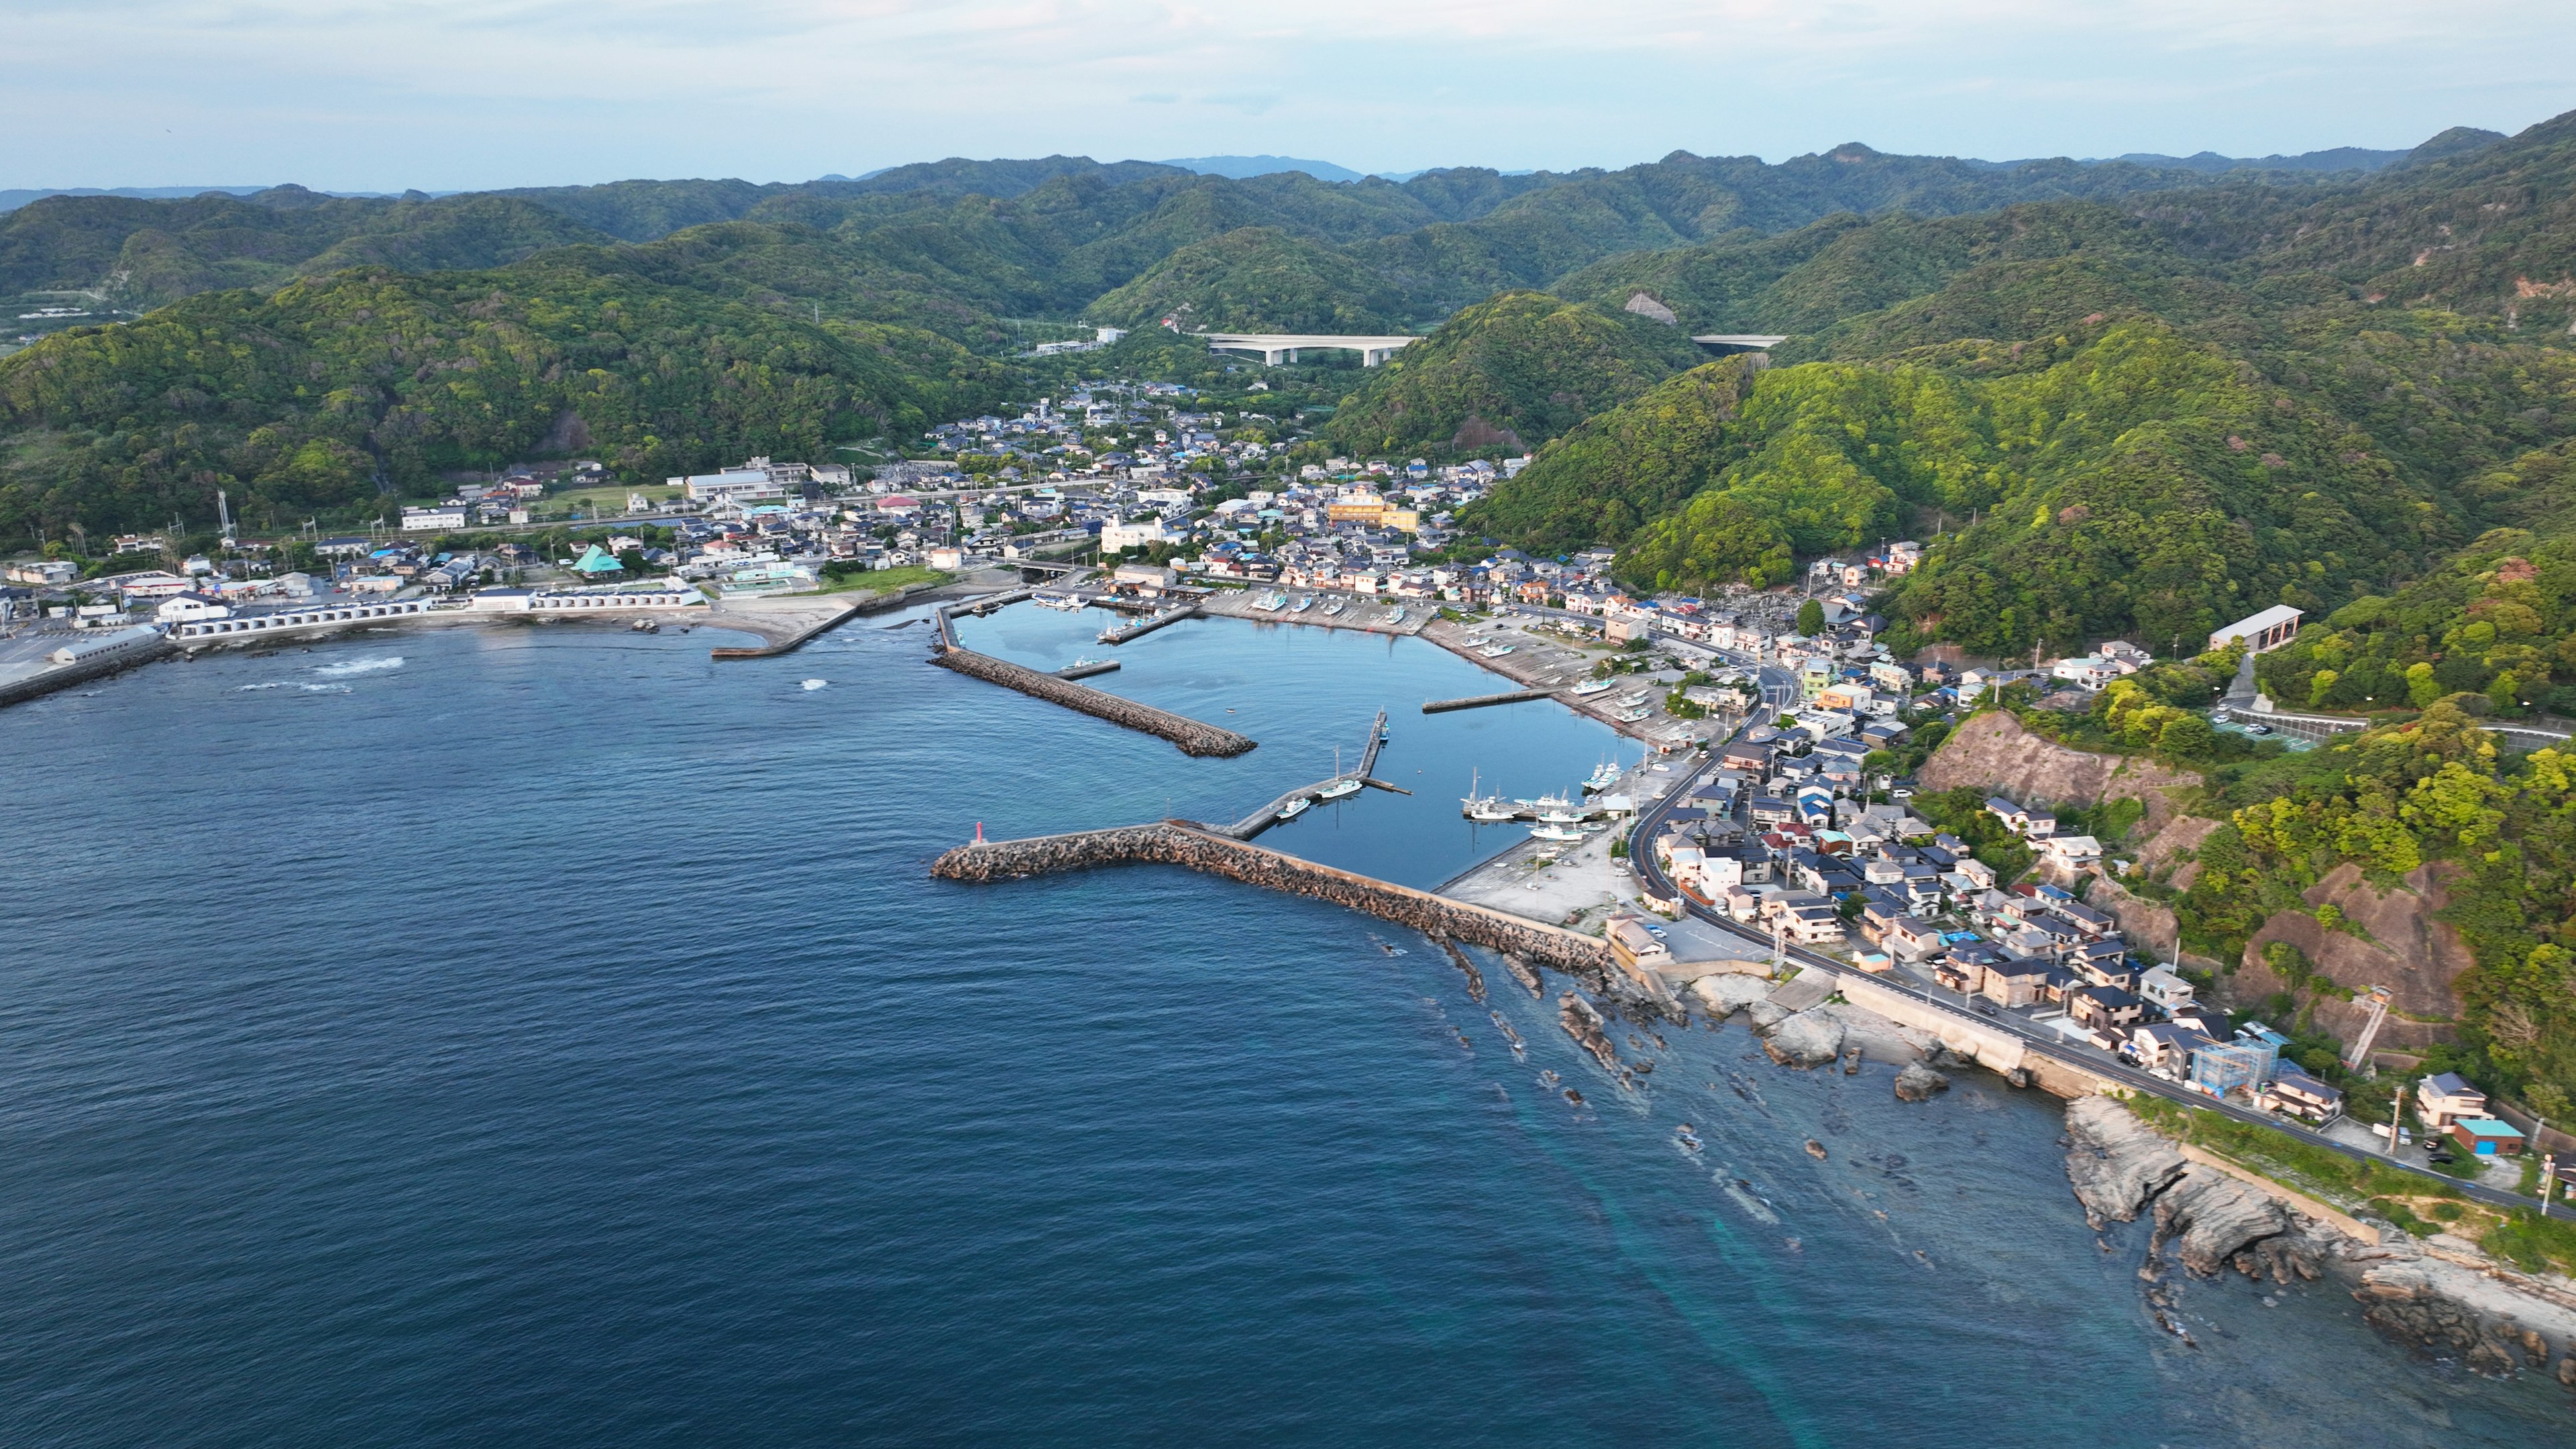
[
  {"x1": 932, "y1": 821, "x2": 1615, "y2": 977},
  {"x1": 932, "y1": 646, "x2": 1254, "y2": 757}
]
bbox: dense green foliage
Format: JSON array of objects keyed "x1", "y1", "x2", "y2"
[
  {"x1": 2160, "y1": 703, "x2": 2576, "y2": 1118},
  {"x1": 1460, "y1": 359, "x2": 1756, "y2": 552},
  {"x1": 1321, "y1": 292, "x2": 1706, "y2": 457},
  {"x1": 2254, "y1": 443, "x2": 2576, "y2": 717},
  {"x1": 0, "y1": 256, "x2": 1001, "y2": 537},
  {"x1": 1087, "y1": 227, "x2": 1406, "y2": 332}
]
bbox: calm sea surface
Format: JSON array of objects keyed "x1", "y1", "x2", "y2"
[{"x1": 3, "y1": 605, "x2": 2569, "y2": 1446}]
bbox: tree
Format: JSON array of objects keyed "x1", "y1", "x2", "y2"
[{"x1": 1795, "y1": 599, "x2": 1825, "y2": 635}]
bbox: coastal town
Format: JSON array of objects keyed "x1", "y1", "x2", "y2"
[{"x1": 10, "y1": 368, "x2": 2576, "y2": 1381}]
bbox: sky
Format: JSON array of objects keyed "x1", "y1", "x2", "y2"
[{"x1": 7, "y1": 0, "x2": 2573, "y2": 191}]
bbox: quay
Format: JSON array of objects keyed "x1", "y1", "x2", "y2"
[
  {"x1": 932, "y1": 820, "x2": 1615, "y2": 979},
  {"x1": 1098, "y1": 604, "x2": 1199, "y2": 645},
  {"x1": 0, "y1": 625, "x2": 178, "y2": 709},
  {"x1": 1423, "y1": 686, "x2": 1559, "y2": 713}
]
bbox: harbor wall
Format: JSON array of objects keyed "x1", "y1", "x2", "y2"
[
  {"x1": 0, "y1": 635, "x2": 181, "y2": 709},
  {"x1": 932, "y1": 646, "x2": 1255, "y2": 757},
  {"x1": 1837, "y1": 972, "x2": 2125, "y2": 1097},
  {"x1": 932, "y1": 822, "x2": 1614, "y2": 975}
]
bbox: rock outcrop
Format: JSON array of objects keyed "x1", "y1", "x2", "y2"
[
  {"x1": 2063, "y1": 1095, "x2": 2189, "y2": 1226},
  {"x1": 2234, "y1": 861, "x2": 2472, "y2": 1051},
  {"x1": 1917, "y1": 709, "x2": 2199, "y2": 834},
  {"x1": 1690, "y1": 973, "x2": 1772, "y2": 1018},
  {"x1": 2151, "y1": 1165, "x2": 2292, "y2": 1277},
  {"x1": 1760, "y1": 1008, "x2": 1846, "y2": 1068},
  {"x1": 1893, "y1": 1061, "x2": 1951, "y2": 1102}
]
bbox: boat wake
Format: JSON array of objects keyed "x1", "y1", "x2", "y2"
[{"x1": 313, "y1": 655, "x2": 405, "y2": 678}]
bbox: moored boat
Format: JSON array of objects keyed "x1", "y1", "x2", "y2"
[{"x1": 1277, "y1": 797, "x2": 1311, "y2": 821}]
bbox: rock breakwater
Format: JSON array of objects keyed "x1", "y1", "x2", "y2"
[
  {"x1": 932, "y1": 645, "x2": 1254, "y2": 757},
  {"x1": 931, "y1": 822, "x2": 1615, "y2": 977}
]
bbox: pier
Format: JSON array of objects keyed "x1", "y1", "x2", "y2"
[
  {"x1": 1422, "y1": 687, "x2": 1559, "y2": 714},
  {"x1": 1098, "y1": 604, "x2": 1199, "y2": 645},
  {"x1": 932, "y1": 820, "x2": 1615, "y2": 978},
  {"x1": 1219, "y1": 710, "x2": 1400, "y2": 839}
]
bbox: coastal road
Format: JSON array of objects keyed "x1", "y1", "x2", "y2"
[{"x1": 1623, "y1": 712, "x2": 2551, "y2": 1218}]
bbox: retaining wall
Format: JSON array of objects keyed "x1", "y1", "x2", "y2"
[
  {"x1": 932, "y1": 646, "x2": 1254, "y2": 757},
  {"x1": 932, "y1": 821, "x2": 1613, "y2": 975}
]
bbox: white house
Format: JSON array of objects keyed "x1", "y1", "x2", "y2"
[
  {"x1": 155, "y1": 592, "x2": 231, "y2": 623},
  {"x1": 400, "y1": 504, "x2": 470, "y2": 532},
  {"x1": 1099, "y1": 517, "x2": 1169, "y2": 553}
]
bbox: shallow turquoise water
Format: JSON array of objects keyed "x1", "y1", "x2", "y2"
[{"x1": 0, "y1": 606, "x2": 2567, "y2": 1445}]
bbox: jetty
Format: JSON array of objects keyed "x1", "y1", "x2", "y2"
[
  {"x1": 933, "y1": 820, "x2": 1614, "y2": 978},
  {"x1": 1220, "y1": 710, "x2": 1403, "y2": 839},
  {"x1": 1098, "y1": 604, "x2": 1199, "y2": 645},
  {"x1": 1422, "y1": 686, "x2": 1559, "y2": 714}
]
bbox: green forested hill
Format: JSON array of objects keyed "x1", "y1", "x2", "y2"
[
  {"x1": 1087, "y1": 227, "x2": 1406, "y2": 332},
  {"x1": 1320, "y1": 292, "x2": 1707, "y2": 455},
  {"x1": 0, "y1": 255, "x2": 1002, "y2": 538}
]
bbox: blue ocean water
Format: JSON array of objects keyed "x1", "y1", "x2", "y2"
[{"x1": 2, "y1": 606, "x2": 2569, "y2": 1446}]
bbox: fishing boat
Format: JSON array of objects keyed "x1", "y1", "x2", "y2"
[
  {"x1": 1582, "y1": 759, "x2": 1623, "y2": 794},
  {"x1": 1252, "y1": 589, "x2": 1289, "y2": 612},
  {"x1": 1386, "y1": 606, "x2": 1407, "y2": 625},
  {"x1": 1614, "y1": 691, "x2": 1651, "y2": 708},
  {"x1": 1569, "y1": 678, "x2": 1615, "y2": 697},
  {"x1": 1322, "y1": 597, "x2": 1346, "y2": 616},
  {"x1": 1318, "y1": 777, "x2": 1362, "y2": 801},
  {"x1": 1529, "y1": 822, "x2": 1586, "y2": 843},
  {"x1": 1477, "y1": 643, "x2": 1515, "y2": 658},
  {"x1": 1291, "y1": 594, "x2": 1313, "y2": 612},
  {"x1": 1034, "y1": 593, "x2": 1086, "y2": 612},
  {"x1": 1617, "y1": 706, "x2": 1652, "y2": 723},
  {"x1": 1461, "y1": 768, "x2": 1517, "y2": 821},
  {"x1": 1277, "y1": 798, "x2": 1311, "y2": 822},
  {"x1": 1526, "y1": 792, "x2": 1585, "y2": 824}
]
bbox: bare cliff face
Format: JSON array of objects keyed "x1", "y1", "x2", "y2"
[
  {"x1": 1917, "y1": 710, "x2": 2200, "y2": 833},
  {"x1": 2233, "y1": 862, "x2": 2473, "y2": 1049}
]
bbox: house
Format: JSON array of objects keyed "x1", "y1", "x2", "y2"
[
  {"x1": 2072, "y1": 941, "x2": 2135, "y2": 989},
  {"x1": 2264, "y1": 1070, "x2": 2344, "y2": 1124},
  {"x1": 2068, "y1": 985, "x2": 2146, "y2": 1031},
  {"x1": 2051, "y1": 655, "x2": 2119, "y2": 690},
  {"x1": 1980, "y1": 957, "x2": 2053, "y2": 1009},
  {"x1": 1606, "y1": 915, "x2": 1674, "y2": 974},
  {"x1": 154, "y1": 592, "x2": 230, "y2": 623},
  {"x1": 2129, "y1": 1023, "x2": 2210, "y2": 1073},
  {"x1": 1884, "y1": 916, "x2": 1946, "y2": 962},
  {"x1": 400, "y1": 504, "x2": 470, "y2": 532},
  {"x1": 2449, "y1": 1118, "x2": 2527, "y2": 1158},
  {"x1": 2418, "y1": 1072, "x2": 2489, "y2": 1128},
  {"x1": 2039, "y1": 834, "x2": 2102, "y2": 866},
  {"x1": 2137, "y1": 965, "x2": 2196, "y2": 1012},
  {"x1": 1984, "y1": 796, "x2": 2057, "y2": 837}
]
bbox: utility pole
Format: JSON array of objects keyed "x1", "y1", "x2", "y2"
[{"x1": 2389, "y1": 1082, "x2": 2407, "y2": 1158}]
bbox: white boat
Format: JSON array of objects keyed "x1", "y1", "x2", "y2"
[
  {"x1": 1569, "y1": 678, "x2": 1614, "y2": 697},
  {"x1": 1322, "y1": 598, "x2": 1346, "y2": 616},
  {"x1": 1462, "y1": 769, "x2": 1517, "y2": 822},
  {"x1": 1387, "y1": 606, "x2": 1407, "y2": 625},
  {"x1": 1318, "y1": 777, "x2": 1362, "y2": 801},
  {"x1": 1478, "y1": 644, "x2": 1515, "y2": 658},
  {"x1": 1583, "y1": 760, "x2": 1622, "y2": 793},
  {"x1": 1525, "y1": 792, "x2": 1585, "y2": 823},
  {"x1": 1034, "y1": 594, "x2": 1085, "y2": 611},
  {"x1": 1617, "y1": 706, "x2": 1652, "y2": 723},
  {"x1": 1251, "y1": 590, "x2": 1289, "y2": 612},
  {"x1": 1530, "y1": 822, "x2": 1586, "y2": 843},
  {"x1": 1291, "y1": 594, "x2": 1314, "y2": 612},
  {"x1": 1277, "y1": 798, "x2": 1311, "y2": 822}
]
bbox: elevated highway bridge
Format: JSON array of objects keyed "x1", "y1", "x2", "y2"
[{"x1": 1198, "y1": 332, "x2": 1419, "y2": 366}]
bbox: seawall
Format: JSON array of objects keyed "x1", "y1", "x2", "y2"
[
  {"x1": 0, "y1": 635, "x2": 182, "y2": 709},
  {"x1": 932, "y1": 821, "x2": 1614, "y2": 976},
  {"x1": 931, "y1": 646, "x2": 1255, "y2": 757}
]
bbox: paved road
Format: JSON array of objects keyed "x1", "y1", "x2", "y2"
[{"x1": 1624, "y1": 707, "x2": 2550, "y2": 1217}]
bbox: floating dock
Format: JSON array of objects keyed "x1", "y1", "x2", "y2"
[
  {"x1": 1057, "y1": 659, "x2": 1121, "y2": 680},
  {"x1": 1220, "y1": 710, "x2": 1400, "y2": 839}
]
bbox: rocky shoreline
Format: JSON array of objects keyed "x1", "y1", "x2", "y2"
[{"x1": 1681, "y1": 963, "x2": 2576, "y2": 1389}]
